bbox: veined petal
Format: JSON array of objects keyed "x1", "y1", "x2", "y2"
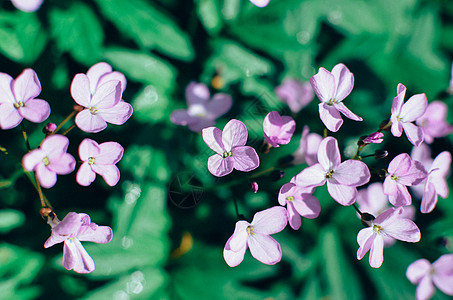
[
  {"x1": 406, "y1": 258, "x2": 432, "y2": 284},
  {"x1": 77, "y1": 224, "x2": 113, "y2": 244},
  {"x1": 48, "y1": 153, "x2": 76, "y2": 175},
  {"x1": 0, "y1": 103, "x2": 22, "y2": 129},
  {"x1": 383, "y1": 176, "x2": 398, "y2": 195},
  {"x1": 334, "y1": 160, "x2": 370, "y2": 187},
  {"x1": 90, "y1": 81, "x2": 121, "y2": 109},
  {"x1": 357, "y1": 228, "x2": 375, "y2": 260},
  {"x1": 223, "y1": 237, "x2": 247, "y2": 267},
  {"x1": 91, "y1": 164, "x2": 120, "y2": 186},
  {"x1": 400, "y1": 93, "x2": 427, "y2": 122},
  {"x1": 369, "y1": 234, "x2": 384, "y2": 268},
  {"x1": 22, "y1": 149, "x2": 45, "y2": 171},
  {"x1": 231, "y1": 146, "x2": 259, "y2": 172},
  {"x1": 86, "y1": 62, "x2": 113, "y2": 93},
  {"x1": 331, "y1": 63, "x2": 354, "y2": 101},
  {"x1": 391, "y1": 120, "x2": 403, "y2": 137},
  {"x1": 327, "y1": 181, "x2": 357, "y2": 206},
  {"x1": 207, "y1": 155, "x2": 233, "y2": 177},
  {"x1": 62, "y1": 239, "x2": 95, "y2": 273},
  {"x1": 287, "y1": 202, "x2": 301, "y2": 230},
  {"x1": 388, "y1": 184, "x2": 412, "y2": 206},
  {"x1": 294, "y1": 163, "x2": 326, "y2": 187},
  {"x1": 431, "y1": 151, "x2": 452, "y2": 178},
  {"x1": 206, "y1": 94, "x2": 232, "y2": 119},
  {"x1": 76, "y1": 163, "x2": 96, "y2": 186},
  {"x1": 388, "y1": 153, "x2": 412, "y2": 176},
  {"x1": 228, "y1": 221, "x2": 249, "y2": 252},
  {"x1": 399, "y1": 160, "x2": 427, "y2": 186},
  {"x1": 70, "y1": 74, "x2": 92, "y2": 107},
  {"x1": 334, "y1": 102, "x2": 362, "y2": 121},
  {"x1": 310, "y1": 67, "x2": 336, "y2": 103},
  {"x1": 319, "y1": 103, "x2": 343, "y2": 132},
  {"x1": 402, "y1": 122, "x2": 424, "y2": 147},
  {"x1": 35, "y1": 164, "x2": 57, "y2": 188},
  {"x1": 278, "y1": 183, "x2": 295, "y2": 206},
  {"x1": 0, "y1": 73, "x2": 15, "y2": 104},
  {"x1": 96, "y1": 142, "x2": 124, "y2": 165},
  {"x1": 202, "y1": 127, "x2": 224, "y2": 154},
  {"x1": 19, "y1": 98, "x2": 50, "y2": 123},
  {"x1": 97, "y1": 101, "x2": 133, "y2": 125},
  {"x1": 252, "y1": 206, "x2": 287, "y2": 234},
  {"x1": 78, "y1": 138, "x2": 101, "y2": 161},
  {"x1": 292, "y1": 195, "x2": 321, "y2": 219},
  {"x1": 384, "y1": 218, "x2": 421, "y2": 242},
  {"x1": 421, "y1": 182, "x2": 437, "y2": 213},
  {"x1": 391, "y1": 83, "x2": 406, "y2": 116},
  {"x1": 98, "y1": 72, "x2": 127, "y2": 94},
  {"x1": 248, "y1": 233, "x2": 282, "y2": 265},
  {"x1": 75, "y1": 109, "x2": 107, "y2": 133},
  {"x1": 223, "y1": 119, "x2": 248, "y2": 150},
  {"x1": 12, "y1": 69, "x2": 41, "y2": 102},
  {"x1": 41, "y1": 134, "x2": 70, "y2": 158},
  {"x1": 318, "y1": 136, "x2": 341, "y2": 170}
]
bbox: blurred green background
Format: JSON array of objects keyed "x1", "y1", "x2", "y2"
[{"x1": 1, "y1": 0, "x2": 453, "y2": 299}]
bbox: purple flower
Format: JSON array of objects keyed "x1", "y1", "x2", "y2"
[
  {"x1": 310, "y1": 63, "x2": 362, "y2": 132},
  {"x1": 11, "y1": 0, "x2": 43, "y2": 12},
  {"x1": 223, "y1": 206, "x2": 287, "y2": 267},
  {"x1": 202, "y1": 119, "x2": 259, "y2": 177},
  {"x1": 416, "y1": 101, "x2": 453, "y2": 144},
  {"x1": 278, "y1": 181, "x2": 320, "y2": 230},
  {"x1": 411, "y1": 144, "x2": 451, "y2": 213},
  {"x1": 71, "y1": 62, "x2": 133, "y2": 133},
  {"x1": 383, "y1": 153, "x2": 427, "y2": 207},
  {"x1": 357, "y1": 207, "x2": 420, "y2": 268},
  {"x1": 390, "y1": 83, "x2": 427, "y2": 147},
  {"x1": 76, "y1": 138, "x2": 124, "y2": 187},
  {"x1": 363, "y1": 132, "x2": 384, "y2": 144},
  {"x1": 250, "y1": 0, "x2": 270, "y2": 7},
  {"x1": 0, "y1": 69, "x2": 50, "y2": 130},
  {"x1": 22, "y1": 135, "x2": 76, "y2": 188},
  {"x1": 275, "y1": 79, "x2": 314, "y2": 113},
  {"x1": 407, "y1": 254, "x2": 453, "y2": 300},
  {"x1": 295, "y1": 136, "x2": 371, "y2": 206},
  {"x1": 171, "y1": 82, "x2": 232, "y2": 132},
  {"x1": 263, "y1": 111, "x2": 296, "y2": 147},
  {"x1": 44, "y1": 212, "x2": 113, "y2": 273},
  {"x1": 292, "y1": 125, "x2": 322, "y2": 166}
]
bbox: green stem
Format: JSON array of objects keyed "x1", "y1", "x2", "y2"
[
  {"x1": 51, "y1": 110, "x2": 77, "y2": 136},
  {"x1": 20, "y1": 122, "x2": 31, "y2": 151},
  {"x1": 352, "y1": 203, "x2": 362, "y2": 216}
]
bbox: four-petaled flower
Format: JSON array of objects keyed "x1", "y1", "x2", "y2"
[
  {"x1": 310, "y1": 63, "x2": 362, "y2": 132},
  {"x1": 22, "y1": 135, "x2": 76, "y2": 188},
  {"x1": 390, "y1": 83, "x2": 427, "y2": 147},
  {"x1": 77, "y1": 138, "x2": 124, "y2": 187},
  {"x1": 0, "y1": 69, "x2": 50, "y2": 130},
  {"x1": 275, "y1": 78, "x2": 314, "y2": 113},
  {"x1": 406, "y1": 254, "x2": 453, "y2": 300},
  {"x1": 71, "y1": 62, "x2": 133, "y2": 133},
  {"x1": 357, "y1": 207, "x2": 421, "y2": 268},
  {"x1": 44, "y1": 212, "x2": 113, "y2": 273},
  {"x1": 292, "y1": 125, "x2": 322, "y2": 166},
  {"x1": 383, "y1": 153, "x2": 427, "y2": 207},
  {"x1": 223, "y1": 206, "x2": 287, "y2": 267},
  {"x1": 202, "y1": 119, "x2": 259, "y2": 177},
  {"x1": 278, "y1": 180, "x2": 320, "y2": 230},
  {"x1": 416, "y1": 101, "x2": 453, "y2": 144},
  {"x1": 295, "y1": 136, "x2": 371, "y2": 206},
  {"x1": 263, "y1": 111, "x2": 296, "y2": 147},
  {"x1": 171, "y1": 82, "x2": 232, "y2": 132}
]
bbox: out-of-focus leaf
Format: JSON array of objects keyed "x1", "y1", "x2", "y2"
[
  {"x1": 0, "y1": 12, "x2": 47, "y2": 63},
  {"x1": 49, "y1": 2, "x2": 104, "y2": 65},
  {"x1": 195, "y1": 0, "x2": 222, "y2": 35},
  {"x1": 103, "y1": 48, "x2": 176, "y2": 90},
  {"x1": 0, "y1": 209, "x2": 25, "y2": 233},
  {"x1": 132, "y1": 85, "x2": 171, "y2": 124},
  {"x1": 94, "y1": 0, "x2": 194, "y2": 60},
  {"x1": 298, "y1": 275, "x2": 322, "y2": 300}
]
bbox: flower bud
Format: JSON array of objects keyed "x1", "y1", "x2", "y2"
[
  {"x1": 73, "y1": 104, "x2": 84, "y2": 112},
  {"x1": 379, "y1": 119, "x2": 392, "y2": 131},
  {"x1": 40, "y1": 207, "x2": 53, "y2": 218},
  {"x1": 374, "y1": 150, "x2": 389, "y2": 160},
  {"x1": 270, "y1": 170, "x2": 284, "y2": 181},
  {"x1": 363, "y1": 132, "x2": 384, "y2": 144},
  {"x1": 43, "y1": 123, "x2": 57, "y2": 134},
  {"x1": 361, "y1": 212, "x2": 375, "y2": 227},
  {"x1": 251, "y1": 182, "x2": 259, "y2": 193}
]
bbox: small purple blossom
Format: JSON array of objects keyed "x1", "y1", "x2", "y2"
[
  {"x1": 310, "y1": 63, "x2": 362, "y2": 132},
  {"x1": 363, "y1": 132, "x2": 384, "y2": 144},
  {"x1": 249, "y1": 0, "x2": 270, "y2": 7},
  {"x1": 275, "y1": 78, "x2": 314, "y2": 113},
  {"x1": 383, "y1": 153, "x2": 427, "y2": 207},
  {"x1": 202, "y1": 119, "x2": 259, "y2": 177},
  {"x1": 292, "y1": 125, "x2": 322, "y2": 166},
  {"x1": 416, "y1": 101, "x2": 453, "y2": 144},
  {"x1": 44, "y1": 212, "x2": 113, "y2": 273},
  {"x1": 71, "y1": 62, "x2": 133, "y2": 133},
  {"x1": 407, "y1": 254, "x2": 453, "y2": 300},
  {"x1": 295, "y1": 136, "x2": 371, "y2": 206},
  {"x1": 411, "y1": 144, "x2": 451, "y2": 213},
  {"x1": 263, "y1": 111, "x2": 296, "y2": 147},
  {"x1": 76, "y1": 138, "x2": 124, "y2": 187},
  {"x1": 43, "y1": 123, "x2": 57, "y2": 134},
  {"x1": 251, "y1": 182, "x2": 259, "y2": 193},
  {"x1": 11, "y1": 0, "x2": 43, "y2": 12},
  {"x1": 0, "y1": 69, "x2": 50, "y2": 130},
  {"x1": 223, "y1": 206, "x2": 287, "y2": 267},
  {"x1": 171, "y1": 82, "x2": 232, "y2": 132},
  {"x1": 22, "y1": 135, "x2": 76, "y2": 188},
  {"x1": 278, "y1": 181, "x2": 320, "y2": 230},
  {"x1": 357, "y1": 207, "x2": 421, "y2": 268},
  {"x1": 390, "y1": 83, "x2": 427, "y2": 147}
]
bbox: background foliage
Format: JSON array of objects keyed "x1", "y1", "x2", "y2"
[{"x1": 1, "y1": 0, "x2": 453, "y2": 299}]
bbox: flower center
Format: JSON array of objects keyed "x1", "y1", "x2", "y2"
[
  {"x1": 89, "y1": 106, "x2": 98, "y2": 114},
  {"x1": 88, "y1": 157, "x2": 96, "y2": 165},
  {"x1": 327, "y1": 98, "x2": 338, "y2": 106},
  {"x1": 373, "y1": 224, "x2": 383, "y2": 233},
  {"x1": 42, "y1": 157, "x2": 50, "y2": 166},
  {"x1": 396, "y1": 116, "x2": 402, "y2": 122},
  {"x1": 325, "y1": 169, "x2": 334, "y2": 178},
  {"x1": 223, "y1": 151, "x2": 233, "y2": 158},
  {"x1": 187, "y1": 104, "x2": 207, "y2": 118},
  {"x1": 390, "y1": 174, "x2": 398, "y2": 181},
  {"x1": 246, "y1": 225, "x2": 254, "y2": 236},
  {"x1": 14, "y1": 101, "x2": 24, "y2": 109},
  {"x1": 286, "y1": 196, "x2": 294, "y2": 202}
]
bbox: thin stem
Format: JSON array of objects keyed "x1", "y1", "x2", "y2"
[
  {"x1": 323, "y1": 128, "x2": 328, "y2": 138},
  {"x1": 61, "y1": 124, "x2": 76, "y2": 136},
  {"x1": 34, "y1": 173, "x2": 46, "y2": 208},
  {"x1": 20, "y1": 122, "x2": 31, "y2": 151},
  {"x1": 24, "y1": 170, "x2": 52, "y2": 209},
  {"x1": 51, "y1": 110, "x2": 77, "y2": 136},
  {"x1": 232, "y1": 197, "x2": 241, "y2": 219},
  {"x1": 352, "y1": 203, "x2": 362, "y2": 216},
  {"x1": 250, "y1": 167, "x2": 275, "y2": 179}
]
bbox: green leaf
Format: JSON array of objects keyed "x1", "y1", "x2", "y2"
[
  {"x1": 195, "y1": 0, "x2": 222, "y2": 35},
  {"x1": 49, "y1": 2, "x2": 104, "y2": 65},
  {"x1": 0, "y1": 12, "x2": 47, "y2": 64},
  {"x1": 94, "y1": 0, "x2": 194, "y2": 60},
  {"x1": 0, "y1": 209, "x2": 25, "y2": 233},
  {"x1": 132, "y1": 86, "x2": 171, "y2": 124}
]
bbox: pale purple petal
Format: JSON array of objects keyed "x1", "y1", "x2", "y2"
[
  {"x1": 432, "y1": 253, "x2": 453, "y2": 275},
  {"x1": 18, "y1": 98, "x2": 50, "y2": 123},
  {"x1": 22, "y1": 149, "x2": 45, "y2": 171},
  {"x1": 287, "y1": 202, "x2": 302, "y2": 230},
  {"x1": 41, "y1": 134, "x2": 70, "y2": 158},
  {"x1": 96, "y1": 142, "x2": 124, "y2": 165},
  {"x1": 388, "y1": 184, "x2": 412, "y2": 206},
  {"x1": 62, "y1": 239, "x2": 95, "y2": 273},
  {"x1": 318, "y1": 136, "x2": 341, "y2": 171},
  {"x1": 48, "y1": 153, "x2": 76, "y2": 175},
  {"x1": 319, "y1": 103, "x2": 343, "y2": 132},
  {"x1": 416, "y1": 276, "x2": 436, "y2": 300},
  {"x1": 248, "y1": 233, "x2": 282, "y2": 265},
  {"x1": 77, "y1": 224, "x2": 113, "y2": 244},
  {"x1": 391, "y1": 83, "x2": 406, "y2": 116},
  {"x1": 228, "y1": 221, "x2": 249, "y2": 252},
  {"x1": 252, "y1": 206, "x2": 287, "y2": 235},
  {"x1": 231, "y1": 146, "x2": 259, "y2": 172},
  {"x1": 357, "y1": 228, "x2": 374, "y2": 260},
  {"x1": 334, "y1": 102, "x2": 362, "y2": 121},
  {"x1": 186, "y1": 82, "x2": 210, "y2": 106},
  {"x1": 292, "y1": 195, "x2": 321, "y2": 219},
  {"x1": 383, "y1": 176, "x2": 398, "y2": 196},
  {"x1": 278, "y1": 183, "x2": 295, "y2": 206},
  {"x1": 310, "y1": 68, "x2": 336, "y2": 103},
  {"x1": 223, "y1": 119, "x2": 248, "y2": 150},
  {"x1": 202, "y1": 127, "x2": 224, "y2": 154},
  {"x1": 275, "y1": 79, "x2": 314, "y2": 113},
  {"x1": 294, "y1": 163, "x2": 326, "y2": 187},
  {"x1": 75, "y1": 109, "x2": 107, "y2": 133},
  {"x1": 369, "y1": 234, "x2": 384, "y2": 268},
  {"x1": 76, "y1": 163, "x2": 96, "y2": 186},
  {"x1": 86, "y1": 62, "x2": 113, "y2": 93},
  {"x1": 327, "y1": 181, "x2": 357, "y2": 206},
  {"x1": 205, "y1": 94, "x2": 232, "y2": 119},
  {"x1": 71, "y1": 74, "x2": 92, "y2": 107},
  {"x1": 363, "y1": 132, "x2": 384, "y2": 144},
  {"x1": 334, "y1": 160, "x2": 370, "y2": 187},
  {"x1": 400, "y1": 94, "x2": 428, "y2": 122},
  {"x1": 421, "y1": 182, "x2": 437, "y2": 214},
  {"x1": 11, "y1": 0, "x2": 43, "y2": 12},
  {"x1": 249, "y1": 0, "x2": 270, "y2": 7},
  {"x1": 223, "y1": 237, "x2": 247, "y2": 267},
  {"x1": 0, "y1": 103, "x2": 23, "y2": 129},
  {"x1": 407, "y1": 258, "x2": 432, "y2": 284},
  {"x1": 384, "y1": 218, "x2": 421, "y2": 242},
  {"x1": 170, "y1": 109, "x2": 197, "y2": 126},
  {"x1": 98, "y1": 72, "x2": 127, "y2": 94},
  {"x1": 12, "y1": 69, "x2": 41, "y2": 102},
  {"x1": 98, "y1": 101, "x2": 133, "y2": 125},
  {"x1": 388, "y1": 153, "x2": 412, "y2": 176},
  {"x1": 207, "y1": 155, "x2": 233, "y2": 177},
  {"x1": 398, "y1": 160, "x2": 427, "y2": 186},
  {"x1": 35, "y1": 163, "x2": 57, "y2": 188},
  {"x1": 91, "y1": 164, "x2": 120, "y2": 186},
  {"x1": 78, "y1": 139, "x2": 100, "y2": 161},
  {"x1": 0, "y1": 73, "x2": 15, "y2": 104},
  {"x1": 187, "y1": 119, "x2": 216, "y2": 132},
  {"x1": 391, "y1": 120, "x2": 403, "y2": 137},
  {"x1": 402, "y1": 122, "x2": 424, "y2": 147},
  {"x1": 331, "y1": 63, "x2": 354, "y2": 101},
  {"x1": 90, "y1": 81, "x2": 121, "y2": 109},
  {"x1": 431, "y1": 151, "x2": 452, "y2": 178}
]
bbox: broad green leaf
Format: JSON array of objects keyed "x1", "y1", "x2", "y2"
[
  {"x1": 94, "y1": 0, "x2": 194, "y2": 60},
  {"x1": 195, "y1": 0, "x2": 222, "y2": 35},
  {"x1": 0, "y1": 209, "x2": 25, "y2": 233},
  {"x1": 0, "y1": 12, "x2": 46, "y2": 63},
  {"x1": 132, "y1": 86, "x2": 172, "y2": 124},
  {"x1": 49, "y1": 2, "x2": 104, "y2": 65}
]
